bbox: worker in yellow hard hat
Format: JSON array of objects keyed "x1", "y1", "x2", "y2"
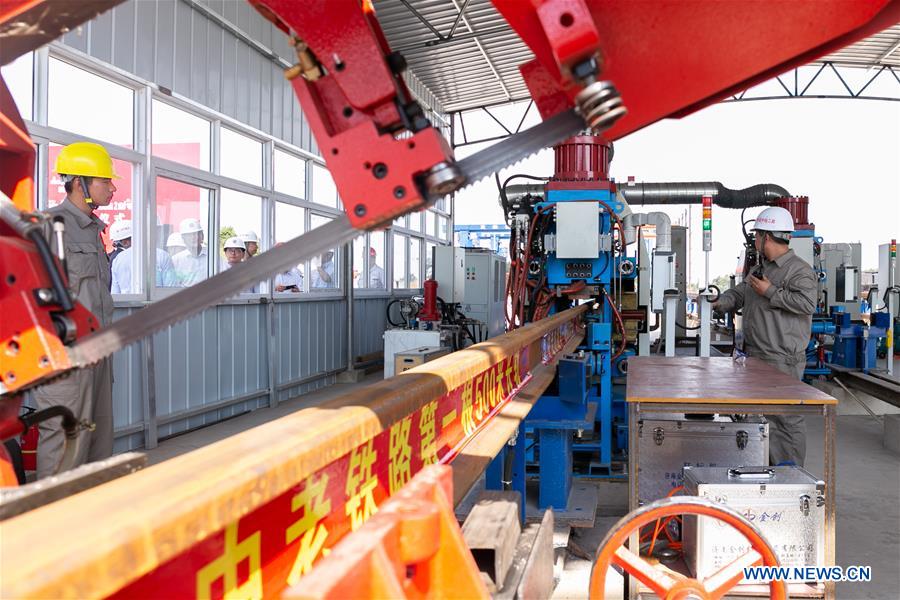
[{"x1": 33, "y1": 142, "x2": 119, "y2": 478}]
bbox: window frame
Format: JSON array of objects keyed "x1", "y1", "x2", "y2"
[{"x1": 20, "y1": 42, "x2": 450, "y2": 306}]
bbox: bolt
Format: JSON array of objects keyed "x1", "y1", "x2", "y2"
[
  {"x1": 372, "y1": 163, "x2": 388, "y2": 179},
  {"x1": 5, "y1": 372, "x2": 14, "y2": 383},
  {"x1": 354, "y1": 204, "x2": 367, "y2": 217},
  {"x1": 393, "y1": 186, "x2": 406, "y2": 199},
  {"x1": 39, "y1": 356, "x2": 50, "y2": 368},
  {"x1": 6, "y1": 341, "x2": 19, "y2": 356},
  {"x1": 36, "y1": 288, "x2": 53, "y2": 303}
]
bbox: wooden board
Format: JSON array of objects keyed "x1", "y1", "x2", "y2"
[{"x1": 627, "y1": 356, "x2": 837, "y2": 405}]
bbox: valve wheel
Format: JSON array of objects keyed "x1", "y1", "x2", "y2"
[{"x1": 589, "y1": 497, "x2": 786, "y2": 600}]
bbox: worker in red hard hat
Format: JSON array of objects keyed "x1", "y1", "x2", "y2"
[
  {"x1": 713, "y1": 205, "x2": 817, "y2": 467},
  {"x1": 368, "y1": 246, "x2": 385, "y2": 289},
  {"x1": 33, "y1": 142, "x2": 119, "y2": 477}
]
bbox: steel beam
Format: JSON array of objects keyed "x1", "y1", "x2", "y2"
[{"x1": 0, "y1": 305, "x2": 588, "y2": 600}]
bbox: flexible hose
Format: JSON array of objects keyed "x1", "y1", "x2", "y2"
[{"x1": 19, "y1": 405, "x2": 82, "y2": 475}]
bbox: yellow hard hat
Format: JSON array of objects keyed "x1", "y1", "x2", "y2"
[{"x1": 55, "y1": 142, "x2": 120, "y2": 179}]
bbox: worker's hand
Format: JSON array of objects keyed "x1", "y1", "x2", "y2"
[{"x1": 746, "y1": 273, "x2": 771, "y2": 296}]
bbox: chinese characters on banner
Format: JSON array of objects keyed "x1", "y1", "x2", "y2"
[{"x1": 111, "y1": 349, "x2": 535, "y2": 599}]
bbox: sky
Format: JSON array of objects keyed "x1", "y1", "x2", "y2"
[{"x1": 453, "y1": 76, "x2": 900, "y2": 286}]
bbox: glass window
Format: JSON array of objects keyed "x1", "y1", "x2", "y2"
[
  {"x1": 311, "y1": 163, "x2": 337, "y2": 207},
  {"x1": 409, "y1": 211, "x2": 423, "y2": 233},
  {"x1": 310, "y1": 214, "x2": 338, "y2": 289},
  {"x1": 49, "y1": 58, "x2": 133, "y2": 147},
  {"x1": 393, "y1": 215, "x2": 407, "y2": 229},
  {"x1": 369, "y1": 231, "x2": 386, "y2": 290},
  {"x1": 438, "y1": 215, "x2": 449, "y2": 241},
  {"x1": 425, "y1": 242, "x2": 435, "y2": 280},
  {"x1": 155, "y1": 177, "x2": 212, "y2": 289},
  {"x1": 409, "y1": 237, "x2": 421, "y2": 289},
  {"x1": 220, "y1": 127, "x2": 262, "y2": 186},
  {"x1": 393, "y1": 232, "x2": 407, "y2": 289},
  {"x1": 274, "y1": 202, "x2": 305, "y2": 293},
  {"x1": 220, "y1": 188, "x2": 263, "y2": 293},
  {"x1": 1, "y1": 52, "x2": 33, "y2": 121},
  {"x1": 425, "y1": 210, "x2": 436, "y2": 237},
  {"x1": 352, "y1": 235, "x2": 366, "y2": 289},
  {"x1": 152, "y1": 100, "x2": 211, "y2": 171},
  {"x1": 274, "y1": 148, "x2": 306, "y2": 198}
]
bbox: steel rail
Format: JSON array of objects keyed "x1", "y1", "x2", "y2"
[{"x1": 0, "y1": 305, "x2": 588, "y2": 600}]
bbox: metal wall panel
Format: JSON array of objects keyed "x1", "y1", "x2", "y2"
[
  {"x1": 353, "y1": 297, "x2": 391, "y2": 358},
  {"x1": 134, "y1": 1, "x2": 158, "y2": 83},
  {"x1": 105, "y1": 299, "x2": 351, "y2": 449}
]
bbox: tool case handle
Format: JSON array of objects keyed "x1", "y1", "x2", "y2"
[{"x1": 727, "y1": 467, "x2": 775, "y2": 479}]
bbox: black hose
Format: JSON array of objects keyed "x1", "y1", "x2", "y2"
[
  {"x1": 20, "y1": 405, "x2": 79, "y2": 440},
  {"x1": 676, "y1": 322, "x2": 701, "y2": 331},
  {"x1": 502, "y1": 444, "x2": 515, "y2": 491},
  {"x1": 27, "y1": 229, "x2": 74, "y2": 312},
  {"x1": 386, "y1": 299, "x2": 404, "y2": 327}
]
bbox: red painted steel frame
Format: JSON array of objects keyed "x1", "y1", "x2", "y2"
[
  {"x1": 496, "y1": 0, "x2": 900, "y2": 138},
  {"x1": 250, "y1": 0, "x2": 455, "y2": 230}
]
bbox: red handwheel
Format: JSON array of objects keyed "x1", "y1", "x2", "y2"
[{"x1": 589, "y1": 497, "x2": 787, "y2": 600}]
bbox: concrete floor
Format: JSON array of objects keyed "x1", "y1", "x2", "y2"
[{"x1": 143, "y1": 371, "x2": 900, "y2": 599}]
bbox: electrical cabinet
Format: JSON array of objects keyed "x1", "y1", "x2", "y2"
[
  {"x1": 820, "y1": 243, "x2": 862, "y2": 317},
  {"x1": 433, "y1": 246, "x2": 466, "y2": 303},
  {"x1": 461, "y1": 248, "x2": 507, "y2": 339}
]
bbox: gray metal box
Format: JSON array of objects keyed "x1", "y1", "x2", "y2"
[
  {"x1": 461, "y1": 248, "x2": 507, "y2": 339},
  {"x1": 433, "y1": 245, "x2": 466, "y2": 303},
  {"x1": 555, "y1": 202, "x2": 599, "y2": 258},
  {"x1": 683, "y1": 466, "x2": 825, "y2": 582},
  {"x1": 637, "y1": 416, "x2": 768, "y2": 506}
]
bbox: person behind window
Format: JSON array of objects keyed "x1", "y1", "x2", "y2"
[
  {"x1": 368, "y1": 246, "x2": 385, "y2": 289},
  {"x1": 108, "y1": 219, "x2": 131, "y2": 264},
  {"x1": 165, "y1": 231, "x2": 186, "y2": 257},
  {"x1": 221, "y1": 236, "x2": 258, "y2": 293},
  {"x1": 110, "y1": 219, "x2": 175, "y2": 293},
  {"x1": 34, "y1": 141, "x2": 117, "y2": 478},
  {"x1": 239, "y1": 230, "x2": 259, "y2": 258},
  {"x1": 272, "y1": 244, "x2": 303, "y2": 292},
  {"x1": 171, "y1": 218, "x2": 208, "y2": 286},
  {"x1": 222, "y1": 236, "x2": 246, "y2": 269},
  {"x1": 312, "y1": 250, "x2": 335, "y2": 288}
]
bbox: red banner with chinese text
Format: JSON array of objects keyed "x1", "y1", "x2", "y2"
[{"x1": 111, "y1": 349, "x2": 534, "y2": 599}]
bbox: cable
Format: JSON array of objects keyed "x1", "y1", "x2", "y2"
[
  {"x1": 676, "y1": 322, "x2": 701, "y2": 331},
  {"x1": 603, "y1": 290, "x2": 628, "y2": 359},
  {"x1": 385, "y1": 299, "x2": 404, "y2": 327}
]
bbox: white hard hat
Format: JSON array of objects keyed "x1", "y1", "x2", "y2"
[
  {"x1": 239, "y1": 230, "x2": 259, "y2": 243},
  {"x1": 166, "y1": 232, "x2": 186, "y2": 249},
  {"x1": 223, "y1": 236, "x2": 246, "y2": 250},
  {"x1": 752, "y1": 206, "x2": 795, "y2": 233},
  {"x1": 179, "y1": 218, "x2": 203, "y2": 234},
  {"x1": 109, "y1": 219, "x2": 132, "y2": 241}
]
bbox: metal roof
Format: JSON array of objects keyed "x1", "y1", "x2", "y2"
[
  {"x1": 820, "y1": 23, "x2": 900, "y2": 68},
  {"x1": 375, "y1": 1, "x2": 900, "y2": 114},
  {"x1": 375, "y1": 0, "x2": 533, "y2": 112}
]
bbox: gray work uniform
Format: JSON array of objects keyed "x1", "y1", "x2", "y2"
[
  {"x1": 33, "y1": 199, "x2": 115, "y2": 478},
  {"x1": 716, "y1": 248, "x2": 817, "y2": 466}
]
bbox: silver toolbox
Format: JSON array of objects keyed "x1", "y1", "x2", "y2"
[
  {"x1": 683, "y1": 466, "x2": 825, "y2": 582},
  {"x1": 637, "y1": 415, "x2": 768, "y2": 505}
]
